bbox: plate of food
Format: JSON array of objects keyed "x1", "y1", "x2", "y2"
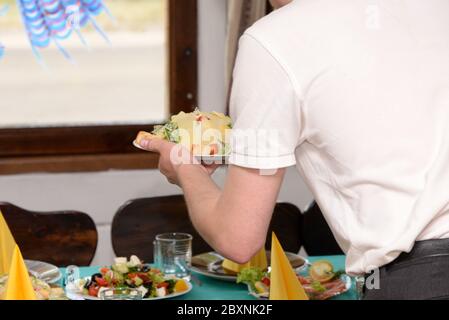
[
  {"x1": 0, "y1": 273, "x2": 66, "y2": 300},
  {"x1": 66, "y1": 256, "x2": 192, "y2": 300},
  {"x1": 237, "y1": 260, "x2": 352, "y2": 300},
  {"x1": 134, "y1": 109, "x2": 232, "y2": 164},
  {"x1": 191, "y1": 251, "x2": 308, "y2": 282}
]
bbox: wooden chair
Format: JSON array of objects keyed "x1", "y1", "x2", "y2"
[
  {"x1": 266, "y1": 202, "x2": 302, "y2": 253},
  {"x1": 111, "y1": 196, "x2": 303, "y2": 262},
  {"x1": 0, "y1": 202, "x2": 98, "y2": 267},
  {"x1": 300, "y1": 201, "x2": 344, "y2": 256}
]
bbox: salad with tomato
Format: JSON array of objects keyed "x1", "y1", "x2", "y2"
[
  {"x1": 70, "y1": 256, "x2": 189, "y2": 299},
  {"x1": 237, "y1": 260, "x2": 350, "y2": 300}
]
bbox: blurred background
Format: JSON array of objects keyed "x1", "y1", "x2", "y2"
[{"x1": 0, "y1": 0, "x2": 167, "y2": 127}]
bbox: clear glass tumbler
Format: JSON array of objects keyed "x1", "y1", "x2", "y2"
[{"x1": 153, "y1": 233, "x2": 192, "y2": 280}]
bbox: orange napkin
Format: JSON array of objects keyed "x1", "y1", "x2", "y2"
[
  {"x1": 0, "y1": 211, "x2": 16, "y2": 275},
  {"x1": 5, "y1": 245, "x2": 37, "y2": 300},
  {"x1": 269, "y1": 233, "x2": 308, "y2": 300},
  {"x1": 222, "y1": 247, "x2": 267, "y2": 274}
]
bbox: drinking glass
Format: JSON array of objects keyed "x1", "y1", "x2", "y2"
[
  {"x1": 153, "y1": 233, "x2": 192, "y2": 280},
  {"x1": 64, "y1": 265, "x2": 80, "y2": 294},
  {"x1": 355, "y1": 276, "x2": 365, "y2": 300}
]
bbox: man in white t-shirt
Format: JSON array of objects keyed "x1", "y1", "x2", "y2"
[{"x1": 139, "y1": 0, "x2": 449, "y2": 299}]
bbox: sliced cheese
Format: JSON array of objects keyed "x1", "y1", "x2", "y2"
[
  {"x1": 222, "y1": 248, "x2": 268, "y2": 274},
  {"x1": 171, "y1": 110, "x2": 232, "y2": 155}
]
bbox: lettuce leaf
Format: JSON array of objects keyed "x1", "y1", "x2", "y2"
[
  {"x1": 152, "y1": 122, "x2": 180, "y2": 143},
  {"x1": 237, "y1": 267, "x2": 266, "y2": 290}
]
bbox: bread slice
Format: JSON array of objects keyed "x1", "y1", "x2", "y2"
[{"x1": 135, "y1": 131, "x2": 158, "y2": 145}]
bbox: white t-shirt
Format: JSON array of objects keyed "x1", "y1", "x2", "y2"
[{"x1": 229, "y1": 0, "x2": 449, "y2": 275}]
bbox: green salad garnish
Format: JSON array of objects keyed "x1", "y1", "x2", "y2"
[
  {"x1": 153, "y1": 121, "x2": 180, "y2": 144},
  {"x1": 236, "y1": 267, "x2": 266, "y2": 291}
]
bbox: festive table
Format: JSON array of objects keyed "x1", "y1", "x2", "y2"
[{"x1": 60, "y1": 255, "x2": 357, "y2": 300}]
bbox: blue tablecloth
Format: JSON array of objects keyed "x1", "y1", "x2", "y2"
[{"x1": 60, "y1": 255, "x2": 357, "y2": 300}]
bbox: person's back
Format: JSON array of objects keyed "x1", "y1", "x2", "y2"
[{"x1": 230, "y1": 0, "x2": 449, "y2": 298}]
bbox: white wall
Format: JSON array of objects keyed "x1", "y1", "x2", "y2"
[
  {"x1": 0, "y1": 0, "x2": 313, "y2": 266},
  {"x1": 198, "y1": 0, "x2": 227, "y2": 113}
]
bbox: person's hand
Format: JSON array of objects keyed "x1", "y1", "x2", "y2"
[
  {"x1": 139, "y1": 138, "x2": 217, "y2": 185},
  {"x1": 139, "y1": 138, "x2": 187, "y2": 185}
]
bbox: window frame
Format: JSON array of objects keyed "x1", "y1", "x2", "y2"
[{"x1": 0, "y1": 0, "x2": 198, "y2": 175}]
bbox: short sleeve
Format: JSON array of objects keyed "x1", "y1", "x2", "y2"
[{"x1": 229, "y1": 34, "x2": 304, "y2": 170}]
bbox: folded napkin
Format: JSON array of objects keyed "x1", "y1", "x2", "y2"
[
  {"x1": 0, "y1": 211, "x2": 16, "y2": 275},
  {"x1": 5, "y1": 245, "x2": 37, "y2": 300},
  {"x1": 222, "y1": 247, "x2": 267, "y2": 274},
  {"x1": 269, "y1": 233, "x2": 308, "y2": 300}
]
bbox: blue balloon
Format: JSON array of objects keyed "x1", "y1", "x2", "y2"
[{"x1": 17, "y1": 0, "x2": 111, "y2": 63}]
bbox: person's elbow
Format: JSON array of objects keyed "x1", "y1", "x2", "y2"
[
  {"x1": 225, "y1": 250, "x2": 258, "y2": 265},
  {"x1": 214, "y1": 234, "x2": 265, "y2": 264}
]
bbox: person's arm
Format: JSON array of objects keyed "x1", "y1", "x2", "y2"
[
  {"x1": 138, "y1": 137, "x2": 285, "y2": 264},
  {"x1": 178, "y1": 164, "x2": 285, "y2": 264}
]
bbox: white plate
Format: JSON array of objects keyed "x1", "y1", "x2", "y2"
[
  {"x1": 133, "y1": 140, "x2": 229, "y2": 164},
  {"x1": 69, "y1": 281, "x2": 193, "y2": 301},
  {"x1": 247, "y1": 274, "x2": 353, "y2": 300},
  {"x1": 191, "y1": 251, "x2": 308, "y2": 283},
  {"x1": 25, "y1": 260, "x2": 61, "y2": 284}
]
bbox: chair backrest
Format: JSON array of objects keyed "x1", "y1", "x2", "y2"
[
  {"x1": 0, "y1": 202, "x2": 98, "y2": 267},
  {"x1": 111, "y1": 196, "x2": 303, "y2": 262},
  {"x1": 111, "y1": 196, "x2": 211, "y2": 263},
  {"x1": 301, "y1": 201, "x2": 344, "y2": 256},
  {"x1": 266, "y1": 202, "x2": 302, "y2": 253}
]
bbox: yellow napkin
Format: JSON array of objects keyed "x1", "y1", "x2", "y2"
[
  {"x1": 269, "y1": 233, "x2": 308, "y2": 300},
  {"x1": 0, "y1": 211, "x2": 16, "y2": 275},
  {"x1": 5, "y1": 245, "x2": 37, "y2": 300},
  {"x1": 222, "y1": 247, "x2": 267, "y2": 274}
]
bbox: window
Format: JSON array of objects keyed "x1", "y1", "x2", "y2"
[{"x1": 0, "y1": 0, "x2": 197, "y2": 174}]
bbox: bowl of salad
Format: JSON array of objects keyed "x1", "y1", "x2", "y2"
[
  {"x1": 67, "y1": 255, "x2": 192, "y2": 300},
  {"x1": 0, "y1": 274, "x2": 66, "y2": 300},
  {"x1": 237, "y1": 260, "x2": 352, "y2": 300}
]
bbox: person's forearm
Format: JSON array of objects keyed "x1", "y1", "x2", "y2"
[
  {"x1": 176, "y1": 163, "x2": 282, "y2": 263},
  {"x1": 177, "y1": 164, "x2": 226, "y2": 251}
]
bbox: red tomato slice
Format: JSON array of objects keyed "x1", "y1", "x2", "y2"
[
  {"x1": 157, "y1": 282, "x2": 169, "y2": 289},
  {"x1": 137, "y1": 273, "x2": 151, "y2": 283},
  {"x1": 100, "y1": 268, "x2": 110, "y2": 274},
  {"x1": 95, "y1": 276, "x2": 109, "y2": 287},
  {"x1": 88, "y1": 285, "x2": 99, "y2": 297},
  {"x1": 209, "y1": 144, "x2": 219, "y2": 155},
  {"x1": 196, "y1": 115, "x2": 210, "y2": 122},
  {"x1": 261, "y1": 277, "x2": 270, "y2": 287}
]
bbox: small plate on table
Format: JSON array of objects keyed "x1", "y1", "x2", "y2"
[
  {"x1": 191, "y1": 251, "x2": 308, "y2": 282},
  {"x1": 246, "y1": 259, "x2": 353, "y2": 301},
  {"x1": 25, "y1": 260, "x2": 62, "y2": 284}
]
